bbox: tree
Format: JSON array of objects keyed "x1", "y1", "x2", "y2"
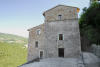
[
  {"x1": 79, "y1": 2, "x2": 100, "y2": 45},
  {"x1": 90, "y1": 0, "x2": 100, "y2": 5}
]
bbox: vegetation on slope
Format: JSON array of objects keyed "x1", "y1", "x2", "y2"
[
  {"x1": 0, "y1": 32, "x2": 28, "y2": 67},
  {"x1": 0, "y1": 32, "x2": 28, "y2": 47},
  {"x1": 0, "y1": 42, "x2": 27, "y2": 67},
  {"x1": 79, "y1": 1, "x2": 100, "y2": 45}
]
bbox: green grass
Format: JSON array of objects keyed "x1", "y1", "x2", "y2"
[{"x1": 0, "y1": 42, "x2": 27, "y2": 67}]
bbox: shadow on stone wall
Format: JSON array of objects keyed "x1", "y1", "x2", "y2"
[{"x1": 81, "y1": 35, "x2": 93, "y2": 52}]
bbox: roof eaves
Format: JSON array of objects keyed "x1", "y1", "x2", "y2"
[
  {"x1": 43, "y1": 4, "x2": 80, "y2": 16},
  {"x1": 27, "y1": 23, "x2": 44, "y2": 31}
]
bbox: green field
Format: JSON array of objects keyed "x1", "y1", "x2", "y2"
[{"x1": 0, "y1": 42, "x2": 27, "y2": 67}]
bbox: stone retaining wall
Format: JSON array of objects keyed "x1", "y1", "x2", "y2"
[
  {"x1": 91, "y1": 44, "x2": 100, "y2": 57},
  {"x1": 17, "y1": 57, "x2": 39, "y2": 67}
]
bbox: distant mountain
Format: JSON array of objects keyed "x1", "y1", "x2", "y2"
[{"x1": 0, "y1": 32, "x2": 28, "y2": 47}]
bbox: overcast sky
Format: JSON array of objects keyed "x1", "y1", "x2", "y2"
[{"x1": 0, "y1": 0, "x2": 90, "y2": 38}]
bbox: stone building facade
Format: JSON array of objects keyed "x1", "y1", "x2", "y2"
[{"x1": 27, "y1": 4, "x2": 81, "y2": 61}]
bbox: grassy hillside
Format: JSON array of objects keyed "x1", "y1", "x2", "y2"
[
  {"x1": 0, "y1": 33, "x2": 28, "y2": 67},
  {"x1": 0, "y1": 32, "x2": 28, "y2": 47},
  {"x1": 0, "y1": 42, "x2": 27, "y2": 67}
]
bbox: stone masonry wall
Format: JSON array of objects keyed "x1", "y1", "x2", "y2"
[
  {"x1": 27, "y1": 24, "x2": 44, "y2": 61},
  {"x1": 91, "y1": 44, "x2": 100, "y2": 57},
  {"x1": 27, "y1": 5, "x2": 80, "y2": 60},
  {"x1": 44, "y1": 19, "x2": 81, "y2": 58},
  {"x1": 44, "y1": 5, "x2": 78, "y2": 21}
]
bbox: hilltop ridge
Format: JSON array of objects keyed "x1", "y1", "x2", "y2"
[{"x1": 0, "y1": 32, "x2": 28, "y2": 47}]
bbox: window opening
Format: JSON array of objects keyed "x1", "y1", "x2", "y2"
[
  {"x1": 59, "y1": 34, "x2": 63, "y2": 40},
  {"x1": 58, "y1": 15, "x2": 62, "y2": 20},
  {"x1": 37, "y1": 29, "x2": 41, "y2": 35},
  {"x1": 35, "y1": 42, "x2": 38, "y2": 48}
]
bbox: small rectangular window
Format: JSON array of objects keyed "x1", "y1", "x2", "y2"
[
  {"x1": 35, "y1": 42, "x2": 38, "y2": 48},
  {"x1": 58, "y1": 15, "x2": 62, "y2": 20},
  {"x1": 59, "y1": 34, "x2": 63, "y2": 40}
]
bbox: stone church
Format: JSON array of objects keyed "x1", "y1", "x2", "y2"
[{"x1": 27, "y1": 4, "x2": 81, "y2": 61}]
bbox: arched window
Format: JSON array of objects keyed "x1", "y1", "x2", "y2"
[{"x1": 36, "y1": 29, "x2": 41, "y2": 35}]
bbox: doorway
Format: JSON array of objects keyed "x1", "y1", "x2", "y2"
[
  {"x1": 40, "y1": 51, "x2": 43, "y2": 59},
  {"x1": 58, "y1": 48, "x2": 64, "y2": 57}
]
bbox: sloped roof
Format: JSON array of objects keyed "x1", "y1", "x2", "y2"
[
  {"x1": 43, "y1": 4, "x2": 80, "y2": 17},
  {"x1": 27, "y1": 23, "x2": 44, "y2": 31}
]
